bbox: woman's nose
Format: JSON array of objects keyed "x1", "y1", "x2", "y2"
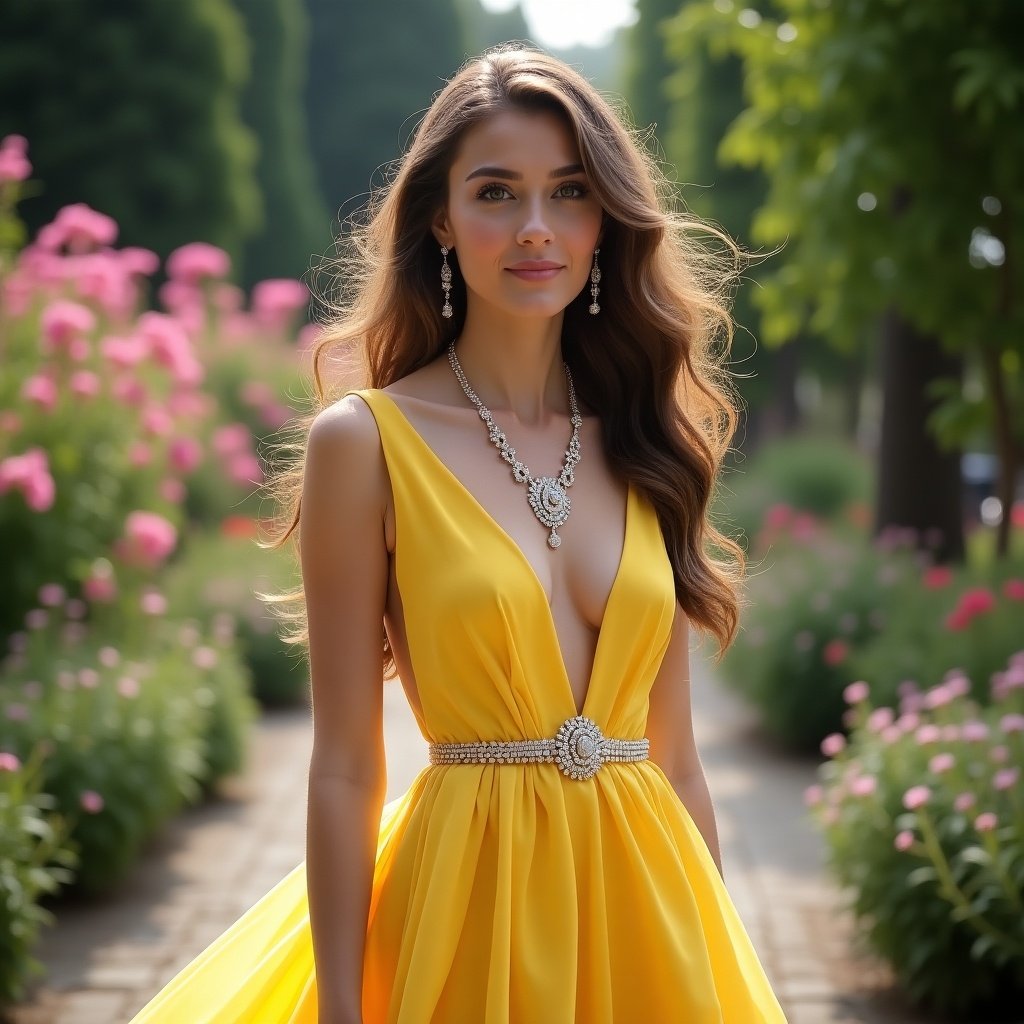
[{"x1": 515, "y1": 197, "x2": 553, "y2": 245}]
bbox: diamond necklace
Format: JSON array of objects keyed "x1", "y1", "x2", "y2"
[{"x1": 447, "y1": 338, "x2": 582, "y2": 549}]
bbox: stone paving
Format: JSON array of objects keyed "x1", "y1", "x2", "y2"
[{"x1": 7, "y1": 646, "x2": 932, "y2": 1024}]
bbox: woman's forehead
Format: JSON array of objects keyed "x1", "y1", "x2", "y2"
[{"x1": 451, "y1": 108, "x2": 581, "y2": 172}]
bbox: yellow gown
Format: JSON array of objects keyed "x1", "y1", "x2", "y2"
[{"x1": 129, "y1": 388, "x2": 788, "y2": 1023}]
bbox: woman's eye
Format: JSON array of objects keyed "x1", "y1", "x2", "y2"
[
  {"x1": 476, "y1": 183, "x2": 513, "y2": 201},
  {"x1": 555, "y1": 181, "x2": 588, "y2": 199}
]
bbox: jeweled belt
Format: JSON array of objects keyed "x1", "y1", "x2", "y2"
[{"x1": 427, "y1": 714, "x2": 649, "y2": 781}]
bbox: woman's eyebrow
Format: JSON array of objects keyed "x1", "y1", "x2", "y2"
[{"x1": 464, "y1": 163, "x2": 585, "y2": 182}]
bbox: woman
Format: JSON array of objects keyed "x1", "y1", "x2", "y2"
[{"x1": 129, "y1": 42, "x2": 786, "y2": 1024}]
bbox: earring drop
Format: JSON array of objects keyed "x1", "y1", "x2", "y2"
[
  {"x1": 440, "y1": 245, "x2": 453, "y2": 319},
  {"x1": 589, "y1": 248, "x2": 601, "y2": 315}
]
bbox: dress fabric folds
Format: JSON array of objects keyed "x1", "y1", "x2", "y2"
[{"x1": 129, "y1": 387, "x2": 788, "y2": 1023}]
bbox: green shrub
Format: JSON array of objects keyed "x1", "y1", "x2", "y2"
[
  {"x1": 847, "y1": 565, "x2": 1024, "y2": 711},
  {"x1": 723, "y1": 529, "x2": 919, "y2": 751},
  {"x1": 715, "y1": 431, "x2": 872, "y2": 554},
  {"x1": 163, "y1": 526, "x2": 307, "y2": 706},
  {"x1": 0, "y1": 744, "x2": 77, "y2": 1006},
  {"x1": 0, "y1": 610, "x2": 256, "y2": 894},
  {"x1": 808, "y1": 659, "x2": 1024, "y2": 1017}
]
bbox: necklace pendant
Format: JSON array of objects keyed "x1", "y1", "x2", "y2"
[
  {"x1": 547, "y1": 530, "x2": 561, "y2": 549},
  {"x1": 528, "y1": 475, "x2": 571, "y2": 532}
]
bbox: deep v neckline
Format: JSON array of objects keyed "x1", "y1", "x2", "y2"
[{"x1": 371, "y1": 389, "x2": 632, "y2": 721}]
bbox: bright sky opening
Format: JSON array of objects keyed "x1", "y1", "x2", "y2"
[{"x1": 479, "y1": 0, "x2": 638, "y2": 49}]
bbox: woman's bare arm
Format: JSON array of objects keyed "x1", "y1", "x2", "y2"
[
  {"x1": 645, "y1": 603, "x2": 724, "y2": 877},
  {"x1": 301, "y1": 395, "x2": 391, "y2": 1024}
]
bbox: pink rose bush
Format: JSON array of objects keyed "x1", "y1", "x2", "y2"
[
  {"x1": 0, "y1": 141, "x2": 303, "y2": 1003},
  {"x1": 724, "y1": 514, "x2": 1024, "y2": 752},
  {"x1": 0, "y1": 137, "x2": 303, "y2": 639},
  {"x1": 807, "y1": 658, "x2": 1024, "y2": 1015}
]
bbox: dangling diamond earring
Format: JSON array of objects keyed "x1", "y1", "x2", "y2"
[
  {"x1": 440, "y1": 245, "x2": 453, "y2": 319},
  {"x1": 589, "y1": 247, "x2": 601, "y2": 315}
]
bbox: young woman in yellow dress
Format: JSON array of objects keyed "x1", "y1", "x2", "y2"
[{"x1": 129, "y1": 41, "x2": 787, "y2": 1024}]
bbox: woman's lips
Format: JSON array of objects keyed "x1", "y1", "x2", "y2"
[{"x1": 505, "y1": 266, "x2": 563, "y2": 281}]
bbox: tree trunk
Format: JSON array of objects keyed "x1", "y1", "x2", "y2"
[{"x1": 875, "y1": 307, "x2": 965, "y2": 563}]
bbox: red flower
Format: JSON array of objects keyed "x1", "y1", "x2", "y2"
[
  {"x1": 922, "y1": 565, "x2": 953, "y2": 589},
  {"x1": 221, "y1": 515, "x2": 258, "y2": 539},
  {"x1": 823, "y1": 639, "x2": 849, "y2": 666}
]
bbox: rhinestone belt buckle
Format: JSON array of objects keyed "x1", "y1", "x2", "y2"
[{"x1": 553, "y1": 715, "x2": 605, "y2": 780}]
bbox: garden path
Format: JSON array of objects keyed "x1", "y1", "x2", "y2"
[{"x1": 7, "y1": 647, "x2": 932, "y2": 1024}]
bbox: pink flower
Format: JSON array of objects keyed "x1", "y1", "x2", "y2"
[
  {"x1": 903, "y1": 785, "x2": 932, "y2": 810},
  {"x1": 159, "y1": 478, "x2": 187, "y2": 503},
  {"x1": 78, "y1": 668, "x2": 99, "y2": 689},
  {"x1": 803, "y1": 784, "x2": 824, "y2": 807},
  {"x1": 251, "y1": 278, "x2": 308, "y2": 330},
  {"x1": 929, "y1": 753, "x2": 955, "y2": 774},
  {"x1": 820, "y1": 733, "x2": 846, "y2": 758},
  {"x1": 212, "y1": 423, "x2": 251, "y2": 458},
  {"x1": 5, "y1": 703, "x2": 29, "y2": 721},
  {"x1": 866, "y1": 707, "x2": 894, "y2": 733},
  {"x1": 763, "y1": 503, "x2": 794, "y2": 531},
  {"x1": 924, "y1": 684, "x2": 956, "y2": 709},
  {"x1": 954, "y1": 792, "x2": 976, "y2": 813},
  {"x1": 1000, "y1": 713, "x2": 1024, "y2": 734},
  {"x1": 192, "y1": 645, "x2": 218, "y2": 670},
  {"x1": 974, "y1": 812, "x2": 998, "y2": 833},
  {"x1": 943, "y1": 673, "x2": 971, "y2": 699},
  {"x1": 24, "y1": 608, "x2": 47, "y2": 630},
  {"x1": 993, "y1": 768, "x2": 1019, "y2": 791},
  {"x1": 118, "y1": 511, "x2": 178, "y2": 568},
  {"x1": 140, "y1": 590, "x2": 167, "y2": 616},
  {"x1": 50, "y1": 204, "x2": 118, "y2": 252},
  {"x1": 241, "y1": 381, "x2": 274, "y2": 407},
  {"x1": 80, "y1": 790, "x2": 105, "y2": 814},
  {"x1": 98, "y1": 645, "x2": 119, "y2": 668},
  {"x1": 117, "y1": 676, "x2": 139, "y2": 699},
  {"x1": 0, "y1": 449, "x2": 58, "y2": 511},
  {"x1": 21, "y1": 373, "x2": 58, "y2": 410},
  {"x1": 0, "y1": 751, "x2": 22, "y2": 771},
  {"x1": 922, "y1": 565, "x2": 953, "y2": 589},
  {"x1": 129, "y1": 441, "x2": 152, "y2": 468},
  {"x1": 895, "y1": 712, "x2": 920, "y2": 733},
  {"x1": 228, "y1": 453, "x2": 263, "y2": 485},
  {"x1": 843, "y1": 680, "x2": 870, "y2": 704},
  {"x1": 894, "y1": 830, "x2": 915, "y2": 852},
  {"x1": 141, "y1": 405, "x2": 174, "y2": 438},
  {"x1": 136, "y1": 312, "x2": 203, "y2": 386},
  {"x1": 962, "y1": 720, "x2": 990, "y2": 742},
  {"x1": 83, "y1": 573, "x2": 117, "y2": 603},
  {"x1": 850, "y1": 775, "x2": 877, "y2": 797},
  {"x1": 120, "y1": 246, "x2": 160, "y2": 277},
  {"x1": 915, "y1": 724, "x2": 942, "y2": 745},
  {"x1": 101, "y1": 334, "x2": 148, "y2": 369},
  {"x1": 40, "y1": 299, "x2": 95, "y2": 354},
  {"x1": 70, "y1": 370, "x2": 101, "y2": 398},
  {"x1": 166, "y1": 242, "x2": 230, "y2": 284},
  {"x1": 0, "y1": 134, "x2": 31, "y2": 182},
  {"x1": 37, "y1": 582, "x2": 65, "y2": 607},
  {"x1": 1002, "y1": 578, "x2": 1024, "y2": 602},
  {"x1": 169, "y1": 436, "x2": 202, "y2": 474}
]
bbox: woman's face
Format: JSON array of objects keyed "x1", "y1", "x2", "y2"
[{"x1": 433, "y1": 107, "x2": 605, "y2": 320}]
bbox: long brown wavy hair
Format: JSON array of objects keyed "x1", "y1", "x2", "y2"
[{"x1": 260, "y1": 41, "x2": 754, "y2": 678}]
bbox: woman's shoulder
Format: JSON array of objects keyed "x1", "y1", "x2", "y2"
[{"x1": 306, "y1": 393, "x2": 388, "y2": 493}]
